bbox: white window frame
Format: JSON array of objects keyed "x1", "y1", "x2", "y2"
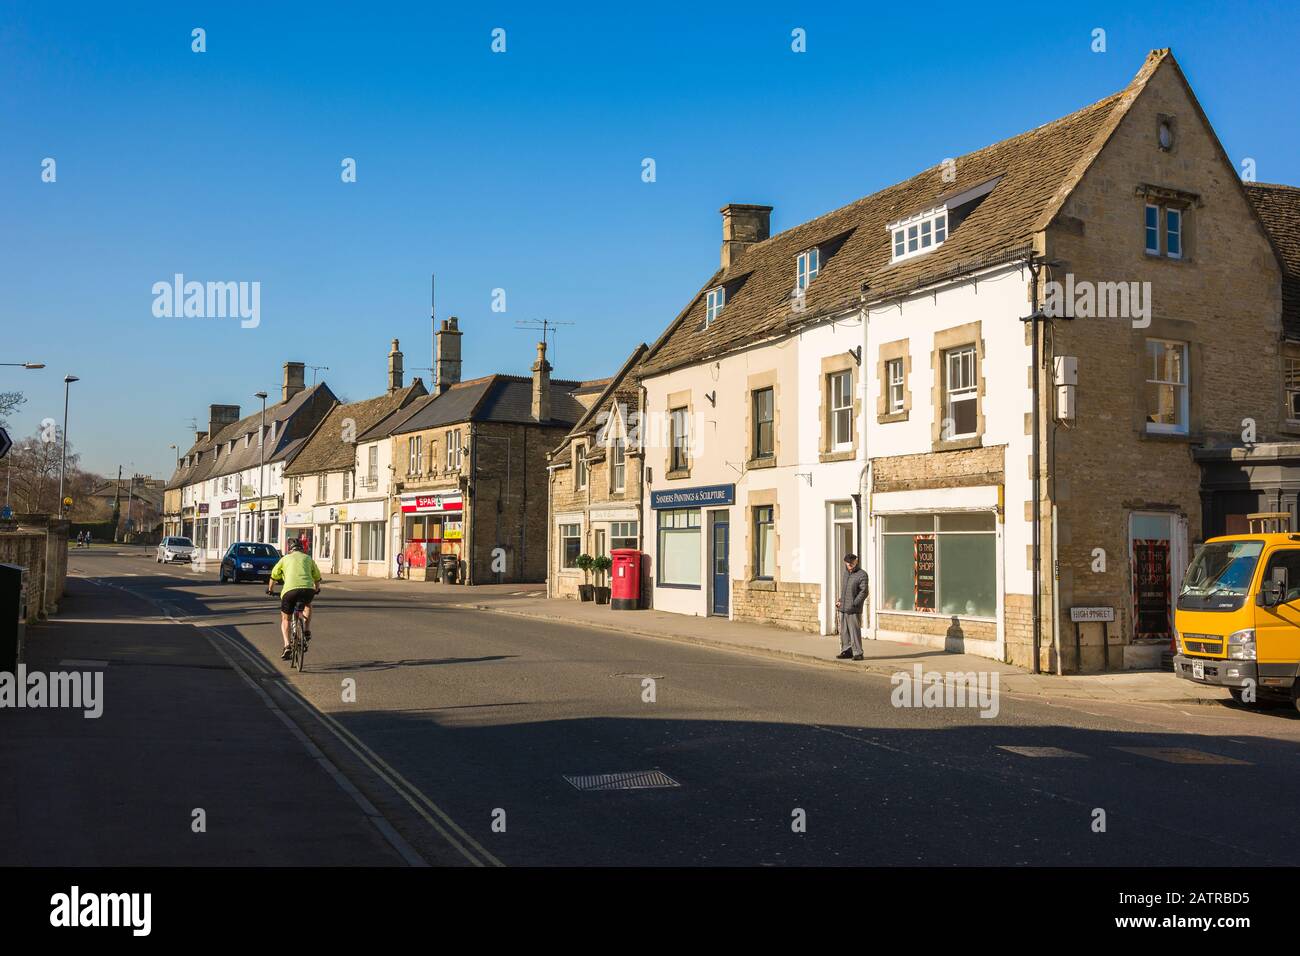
[
  {"x1": 705, "y1": 287, "x2": 725, "y2": 326},
  {"x1": 888, "y1": 207, "x2": 948, "y2": 263},
  {"x1": 574, "y1": 443, "x2": 588, "y2": 490},
  {"x1": 943, "y1": 346, "x2": 978, "y2": 439},
  {"x1": 670, "y1": 408, "x2": 689, "y2": 472},
  {"x1": 886, "y1": 358, "x2": 905, "y2": 413},
  {"x1": 559, "y1": 522, "x2": 582, "y2": 569},
  {"x1": 408, "y1": 435, "x2": 422, "y2": 475},
  {"x1": 796, "y1": 248, "x2": 819, "y2": 291},
  {"x1": 316, "y1": 474, "x2": 327, "y2": 502},
  {"x1": 1145, "y1": 338, "x2": 1189, "y2": 435},
  {"x1": 446, "y1": 429, "x2": 462, "y2": 471},
  {"x1": 829, "y1": 370, "x2": 853, "y2": 449},
  {"x1": 1166, "y1": 207, "x2": 1183, "y2": 260},
  {"x1": 610, "y1": 436, "x2": 626, "y2": 493},
  {"x1": 610, "y1": 520, "x2": 637, "y2": 551},
  {"x1": 1144, "y1": 203, "x2": 1161, "y2": 255}
]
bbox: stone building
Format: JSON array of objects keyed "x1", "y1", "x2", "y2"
[
  {"x1": 281, "y1": 339, "x2": 426, "y2": 574},
  {"x1": 547, "y1": 344, "x2": 648, "y2": 600},
  {"x1": 634, "y1": 49, "x2": 1294, "y2": 672},
  {"x1": 383, "y1": 319, "x2": 591, "y2": 584}
]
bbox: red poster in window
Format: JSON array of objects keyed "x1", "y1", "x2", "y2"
[
  {"x1": 1132, "y1": 538, "x2": 1172, "y2": 641},
  {"x1": 914, "y1": 534, "x2": 936, "y2": 613}
]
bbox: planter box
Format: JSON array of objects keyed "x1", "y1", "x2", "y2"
[
  {"x1": 578, "y1": 584, "x2": 595, "y2": 602},
  {"x1": 594, "y1": 586, "x2": 611, "y2": 605}
]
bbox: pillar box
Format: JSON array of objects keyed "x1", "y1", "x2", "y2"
[{"x1": 610, "y1": 549, "x2": 642, "y2": 610}]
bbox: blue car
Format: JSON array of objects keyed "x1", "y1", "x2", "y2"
[{"x1": 219, "y1": 542, "x2": 281, "y2": 583}]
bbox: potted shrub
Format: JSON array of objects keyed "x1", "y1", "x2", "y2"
[
  {"x1": 593, "y1": 554, "x2": 613, "y2": 605},
  {"x1": 576, "y1": 553, "x2": 595, "y2": 601}
]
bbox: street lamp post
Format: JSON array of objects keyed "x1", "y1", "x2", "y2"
[
  {"x1": 58, "y1": 375, "x2": 79, "y2": 518},
  {"x1": 255, "y1": 391, "x2": 268, "y2": 542},
  {"x1": 2, "y1": 362, "x2": 45, "y2": 510}
]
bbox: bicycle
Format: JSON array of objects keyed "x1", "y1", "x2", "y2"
[{"x1": 268, "y1": 584, "x2": 311, "y2": 672}]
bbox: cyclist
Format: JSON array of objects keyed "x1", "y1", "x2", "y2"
[{"x1": 266, "y1": 539, "x2": 322, "y2": 660}]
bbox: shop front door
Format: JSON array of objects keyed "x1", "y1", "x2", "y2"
[{"x1": 711, "y1": 515, "x2": 729, "y2": 616}]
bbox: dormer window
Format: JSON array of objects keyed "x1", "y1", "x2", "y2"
[
  {"x1": 705, "y1": 287, "x2": 726, "y2": 327},
  {"x1": 889, "y1": 207, "x2": 947, "y2": 263},
  {"x1": 796, "y1": 248, "x2": 819, "y2": 290}
]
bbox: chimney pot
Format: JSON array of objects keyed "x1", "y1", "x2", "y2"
[
  {"x1": 720, "y1": 203, "x2": 773, "y2": 269},
  {"x1": 282, "y1": 361, "x2": 306, "y2": 401},
  {"x1": 531, "y1": 340, "x2": 552, "y2": 422},
  {"x1": 435, "y1": 316, "x2": 463, "y2": 394},
  {"x1": 388, "y1": 338, "x2": 404, "y2": 393}
]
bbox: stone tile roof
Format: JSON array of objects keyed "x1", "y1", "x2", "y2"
[
  {"x1": 551, "y1": 344, "x2": 648, "y2": 458},
  {"x1": 165, "y1": 383, "x2": 336, "y2": 490},
  {"x1": 385, "y1": 374, "x2": 587, "y2": 436},
  {"x1": 283, "y1": 382, "x2": 427, "y2": 477},
  {"x1": 641, "y1": 52, "x2": 1172, "y2": 377},
  {"x1": 1245, "y1": 182, "x2": 1300, "y2": 340}
]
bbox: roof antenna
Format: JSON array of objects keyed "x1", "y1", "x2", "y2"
[
  {"x1": 430, "y1": 273, "x2": 436, "y2": 374},
  {"x1": 515, "y1": 318, "x2": 574, "y2": 367}
]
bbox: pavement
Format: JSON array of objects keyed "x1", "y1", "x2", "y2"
[
  {"x1": 0, "y1": 571, "x2": 419, "y2": 866},
  {"x1": 454, "y1": 592, "x2": 1228, "y2": 707}
]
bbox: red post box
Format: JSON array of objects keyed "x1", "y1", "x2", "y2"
[{"x1": 610, "y1": 548, "x2": 642, "y2": 610}]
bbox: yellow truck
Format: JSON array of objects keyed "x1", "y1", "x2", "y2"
[{"x1": 1174, "y1": 530, "x2": 1300, "y2": 710}]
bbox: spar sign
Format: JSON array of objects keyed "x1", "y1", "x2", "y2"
[{"x1": 400, "y1": 492, "x2": 464, "y2": 514}]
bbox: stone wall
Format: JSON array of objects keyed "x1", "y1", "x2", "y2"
[
  {"x1": 1044, "y1": 57, "x2": 1284, "y2": 668},
  {"x1": 0, "y1": 514, "x2": 69, "y2": 622},
  {"x1": 731, "y1": 580, "x2": 821, "y2": 633}
]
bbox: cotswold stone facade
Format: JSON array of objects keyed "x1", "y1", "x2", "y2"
[
  {"x1": 1037, "y1": 51, "x2": 1285, "y2": 670},
  {"x1": 548, "y1": 347, "x2": 647, "y2": 600}
]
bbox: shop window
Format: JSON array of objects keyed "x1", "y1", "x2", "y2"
[
  {"x1": 657, "y1": 508, "x2": 701, "y2": 586},
  {"x1": 1145, "y1": 339, "x2": 1188, "y2": 434},
  {"x1": 611, "y1": 520, "x2": 638, "y2": 551},
  {"x1": 753, "y1": 506, "x2": 775, "y2": 579},
  {"x1": 559, "y1": 523, "x2": 581, "y2": 569},
  {"x1": 361, "y1": 522, "x2": 385, "y2": 562},
  {"x1": 879, "y1": 513, "x2": 995, "y2": 617}
]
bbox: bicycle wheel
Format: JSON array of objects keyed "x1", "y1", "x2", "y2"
[{"x1": 290, "y1": 619, "x2": 303, "y2": 670}]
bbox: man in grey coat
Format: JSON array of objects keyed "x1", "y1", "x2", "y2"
[{"x1": 835, "y1": 553, "x2": 868, "y2": 661}]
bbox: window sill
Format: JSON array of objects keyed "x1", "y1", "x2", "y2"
[
  {"x1": 878, "y1": 410, "x2": 909, "y2": 424},
  {"x1": 748, "y1": 579, "x2": 777, "y2": 592},
  {"x1": 931, "y1": 436, "x2": 983, "y2": 452},
  {"x1": 747, "y1": 456, "x2": 777, "y2": 470},
  {"x1": 819, "y1": 449, "x2": 856, "y2": 464},
  {"x1": 665, "y1": 469, "x2": 692, "y2": 481},
  {"x1": 1141, "y1": 429, "x2": 1200, "y2": 443},
  {"x1": 657, "y1": 582, "x2": 701, "y2": 590}
]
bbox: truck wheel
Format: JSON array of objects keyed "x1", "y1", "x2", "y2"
[{"x1": 1292, "y1": 684, "x2": 1300, "y2": 715}]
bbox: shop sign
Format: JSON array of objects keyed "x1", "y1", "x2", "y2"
[
  {"x1": 649, "y1": 483, "x2": 735, "y2": 509},
  {"x1": 401, "y1": 492, "x2": 464, "y2": 514}
]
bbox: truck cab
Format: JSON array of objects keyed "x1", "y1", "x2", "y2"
[{"x1": 1174, "y1": 530, "x2": 1300, "y2": 709}]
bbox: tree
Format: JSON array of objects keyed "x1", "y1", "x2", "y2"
[
  {"x1": 0, "y1": 391, "x2": 24, "y2": 429},
  {"x1": 5, "y1": 425, "x2": 78, "y2": 514}
]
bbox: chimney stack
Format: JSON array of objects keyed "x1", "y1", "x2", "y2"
[
  {"x1": 435, "y1": 316, "x2": 463, "y2": 394},
  {"x1": 720, "y1": 203, "x2": 773, "y2": 269},
  {"x1": 531, "y1": 340, "x2": 552, "y2": 423},
  {"x1": 282, "y1": 361, "x2": 306, "y2": 401},
  {"x1": 388, "y1": 338, "x2": 404, "y2": 393},
  {"x1": 207, "y1": 404, "x2": 241, "y2": 441}
]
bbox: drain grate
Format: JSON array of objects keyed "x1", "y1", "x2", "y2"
[{"x1": 564, "y1": 770, "x2": 680, "y2": 791}]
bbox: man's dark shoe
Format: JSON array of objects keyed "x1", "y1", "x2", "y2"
[
  {"x1": 281, "y1": 646, "x2": 292, "y2": 660},
  {"x1": 852, "y1": 654, "x2": 865, "y2": 661},
  {"x1": 835, "y1": 649, "x2": 854, "y2": 660}
]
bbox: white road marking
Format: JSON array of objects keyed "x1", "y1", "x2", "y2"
[{"x1": 1114, "y1": 746, "x2": 1251, "y2": 766}]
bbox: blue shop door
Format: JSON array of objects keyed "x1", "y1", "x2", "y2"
[{"x1": 711, "y1": 518, "x2": 729, "y2": 616}]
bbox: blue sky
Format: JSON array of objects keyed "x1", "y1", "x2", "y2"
[{"x1": 3, "y1": 0, "x2": 1298, "y2": 477}]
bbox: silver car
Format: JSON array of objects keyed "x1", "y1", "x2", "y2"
[{"x1": 157, "y1": 536, "x2": 197, "y2": 563}]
